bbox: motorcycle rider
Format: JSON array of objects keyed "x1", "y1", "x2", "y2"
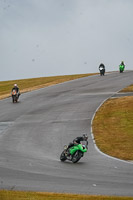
[
  {"x1": 99, "y1": 63, "x2": 105, "y2": 74},
  {"x1": 119, "y1": 61, "x2": 125, "y2": 73},
  {"x1": 12, "y1": 84, "x2": 20, "y2": 97},
  {"x1": 120, "y1": 61, "x2": 125, "y2": 68},
  {"x1": 66, "y1": 133, "x2": 88, "y2": 156}
]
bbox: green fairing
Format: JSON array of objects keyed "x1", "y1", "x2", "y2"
[
  {"x1": 69, "y1": 144, "x2": 87, "y2": 155},
  {"x1": 119, "y1": 65, "x2": 124, "y2": 71}
]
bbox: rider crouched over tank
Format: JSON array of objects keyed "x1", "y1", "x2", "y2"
[
  {"x1": 60, "y1": 134, "x2": 88, "y2": 163},
  {"x1": 66, "y1": 133, "x2": 88, "y2": 156}
]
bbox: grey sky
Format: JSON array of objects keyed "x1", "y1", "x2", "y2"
[{"x1": 1, "y1": 0, "x2": 133, "y2": 81}]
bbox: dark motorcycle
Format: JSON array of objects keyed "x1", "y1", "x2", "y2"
[
  {"x1": 60, "y1": 141, "x2": 87, "y2": 163},
  {"x1": 99, "y1": 67, "x2": 105, "y2": 76},
  {"x1": 12, "y1": 90, "x2": 19, "y2": 103}
]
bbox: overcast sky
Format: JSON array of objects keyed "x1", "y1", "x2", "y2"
[{"x1": 1, "y1": 0, "x2": 133, "y2": 81}]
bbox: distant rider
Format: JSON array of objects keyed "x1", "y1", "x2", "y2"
[
  {"x1": 12, "y1": 84, "x2": 20, "y2": 97},
  {"x1": 119, "y1": 61, "x2": 125, "y2": 73},
  {"x1": 119, "y1": 61, "x2": 125, "y2": 69},
  {"x1": 99, "y1": 63, "x2": 105, "y2": 73}
]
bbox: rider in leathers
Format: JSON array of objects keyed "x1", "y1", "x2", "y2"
[
  {"x1": 12, "y1": 84, "x2": 20, "y2": 97},
  {"x1": 66, "y1": 134, "x2": 88, "y2": 155},
  {"x1": 99, "y1": 63, "x2": 105, "y2": 74}
]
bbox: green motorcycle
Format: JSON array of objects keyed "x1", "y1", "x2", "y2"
[
  {"x1": 60, "y1": 142, "x2": 87, "y2": 163},
  {"x1": 119, "y1": 64, "x2": 125, "y2": 73}
]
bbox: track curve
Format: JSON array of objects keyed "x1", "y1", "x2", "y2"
[{"x1": 0, "y1": 71, "x2": 133, "y2": 196}]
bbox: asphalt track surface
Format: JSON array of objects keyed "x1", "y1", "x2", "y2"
[{"x1": 0, "y1": 71, "x2": 133, "y2": 196}]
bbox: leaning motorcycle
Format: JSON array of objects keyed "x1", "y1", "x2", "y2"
[
  {"x1": 12, "y1": 90, "x2": 19, "y2": 103},
  {"x1": 60, "y1": 141, "x2": 87, "y2": 163},
  {"x1": 119, "y1": 65, "x2": 124, "y2": 73}
]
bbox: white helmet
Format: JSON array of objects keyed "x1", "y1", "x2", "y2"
[{"x1": 14, "y1": 84, "x2": 17, "y2": 87}]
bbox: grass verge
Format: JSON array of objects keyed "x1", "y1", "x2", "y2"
[
  {"x1": 0, "y1": 73, "x2": 97, "y2": 100},
  {"x1": 120, "y1": 84, "x2": 133, "y2": 92},
  {"x1": 0, "y1": 190, "x2": 133, "y2": 200},
  {"x1": 92, "y1": 95, "x2": 133, "y2": 161}
]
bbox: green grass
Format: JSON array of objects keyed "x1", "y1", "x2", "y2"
[{"x1": 0, "y1": 190, "x2": 133, "y2": 200}]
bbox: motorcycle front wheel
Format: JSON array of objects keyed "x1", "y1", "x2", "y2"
[
  {"x1": 60, "y1": 151, "x2": 67, "y2": 162},
  {"x1": 12, "y1": 96, "x2": 15, "y2": 103}
]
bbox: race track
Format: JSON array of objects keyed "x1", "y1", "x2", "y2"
[{"x1": 0, "y1": 71, "x2": 133, "y2": 196}]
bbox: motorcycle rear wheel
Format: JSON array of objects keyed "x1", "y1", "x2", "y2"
[{"x1": 72, "y1": 151, "x2": 83, "y2": 163}]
